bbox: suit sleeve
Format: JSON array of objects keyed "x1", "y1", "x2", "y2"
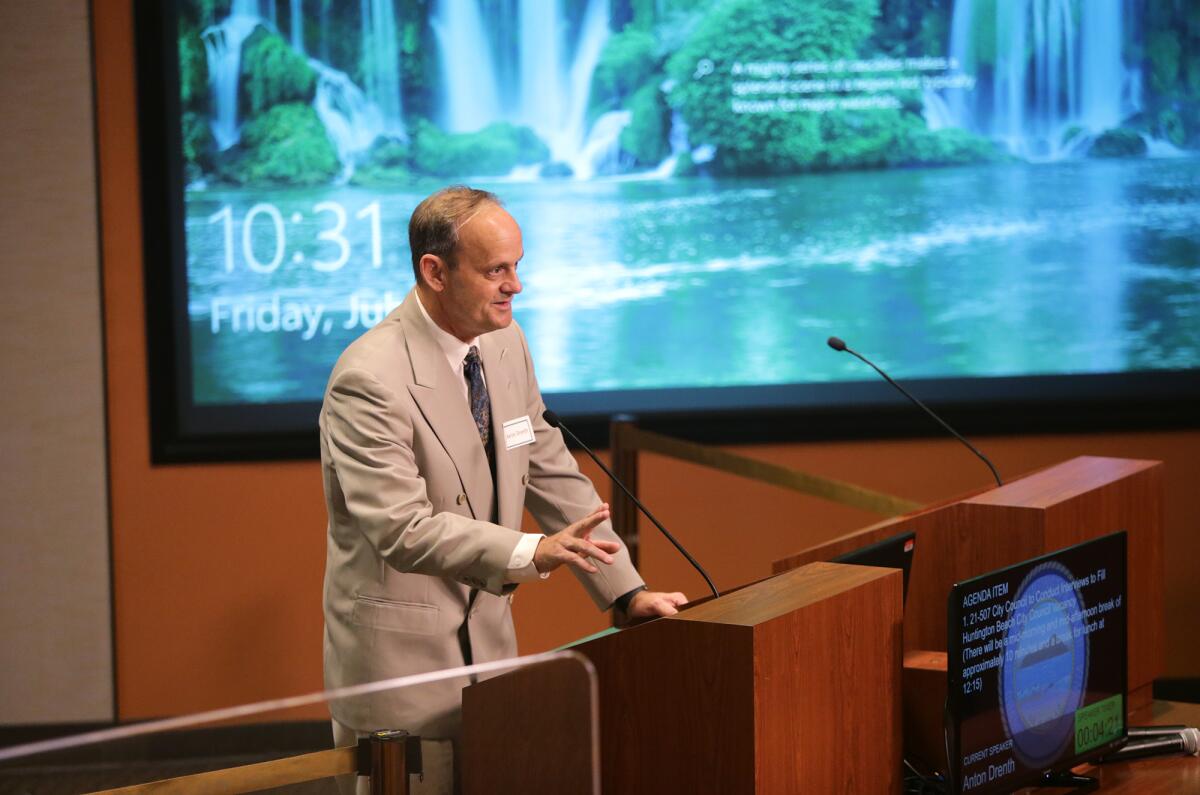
[
  {"x1": 513, "y1": 327, "x2": 646, "y2": 610},
  {"x1": 321, "y1": 365, "x2": 521, "y2": 596}
]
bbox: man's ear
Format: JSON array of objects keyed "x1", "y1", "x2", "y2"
[{"x1": 419, "y1": 254, "x2": 448, "y2": 291}]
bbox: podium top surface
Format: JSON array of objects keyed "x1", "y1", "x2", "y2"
[
  {"x1": 675, "y1": 561, "x2": 898, "y2": 627},
  {"x1": 966, "y1": 456, "x2": 1159, "y2": 510}
]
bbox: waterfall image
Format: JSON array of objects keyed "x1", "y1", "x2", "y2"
[
  {"x1": 173, "y1": 1, "x2": 1199, "y2": 407},
  {"x1": 937, "y1": 0, "x2": 1149, "y2": 160}
]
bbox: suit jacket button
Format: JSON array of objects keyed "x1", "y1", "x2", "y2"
[
  {"x1": 521, "y1": 474, "x2": 529, "y2": 486},
  {"x1": 456, "y1": 493, "x2": 467, "y2": 505}
]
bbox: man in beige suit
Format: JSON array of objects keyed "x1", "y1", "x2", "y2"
[{"x1": 321, "y1": 186, "x2": 685, "y2": 789}]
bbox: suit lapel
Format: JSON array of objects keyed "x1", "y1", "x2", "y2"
[
  {"x1": 399, "y1": 293, "x2": 494, "y2": 521},
  {"x1": 480, "y1": 332, "x2": 524, "y2": 530}
]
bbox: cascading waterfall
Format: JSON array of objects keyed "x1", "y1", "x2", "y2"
[
  {"x1": 201, "y1": 0, "x2": 263, "y2": 150},
  {"x1": 435, "y1": 0, "x2": 614, "y2": 175},
  {"x1": 205, "y1": 0, "x2": 644, "y2": 181},
  {"x1": 290, "y1": 0, "x2": 305, "y2": 55},
  {"x1": 1079, "y1": 0, "x2": 1124, "y2": 132},
  {"x1": 939, "y1": 0, "x2": 1140, "y2": 160},
  {"x1": 432, "y1": 0, "x2": 503, "y2": 132},
  {"x1": 648, "y1": 111, "x2": 691, "y2": 178},
  {"x1": 361, "y1": 0, "x2": 406, "y2": 136},
  {"x1": 310, "y1": 60, "x2": 385, "y2": 180},
  {"x1": 571, "y1": 110, "x2": 631, "y2": 180},
  {"x1": 203, "y1": 0, "x2": 406, "y2": 172},
  {"x1": 518, "y1": 0, "x2": 612, "y2": 163},
  {"x1": 518, "y1": 0, "x2": 564, "y2": 136},
  {"x1": 558, "y1": 0, "x2": 611, "y2": 162},
  {"x1": 943, "y1": 0, "x2": 975, "y2": 129}
]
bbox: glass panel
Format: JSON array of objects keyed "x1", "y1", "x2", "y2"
[{"x1": 0, "y1": 651, "x2": 598, "y2": 794}]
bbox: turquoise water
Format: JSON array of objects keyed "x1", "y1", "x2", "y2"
[{"x1": 186, "y1": 158, "x2": 1200, "y2": 404}]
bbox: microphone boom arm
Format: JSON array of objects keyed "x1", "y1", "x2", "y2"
[{"x1": 545, "y1": 411, "x2": 720, "y2": 600}]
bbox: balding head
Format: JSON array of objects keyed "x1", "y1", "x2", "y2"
[{"x1": 408, "y1": 186, "x2": 502, "y2": 284}]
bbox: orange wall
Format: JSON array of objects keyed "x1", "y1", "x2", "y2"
[{"x1": 94, "y1": 2, "x2": 1200, "y2": 720}]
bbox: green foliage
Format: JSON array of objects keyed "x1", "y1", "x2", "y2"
[
  {"x1": 368, "y1": 138, "x2": 410, "y2": 168},
  {"x1": 889, "y1": 125, "x2": 1002, "y2": 167},
  {"x1": 220, "y1": 103, "x2": 340, "y2": 185},
  {"x1": 1141, "y1": 1, "x2": 1200, "y2": 148},
  {"x1": 181, "y1": 111, "x2": 216, "y2": 176},
  {"x1": 1158, "y1": 110, "x2": 1186, "y2": 147},
  {"x1": 665, "y1": 0, "x2": 881, "y2": 175},
  {"x1": 183, "y1": 0, "x2": 229, "y2": 28},
  {"x1": 1146, "y1": 30, "x2": 1182, "y2": 96},
  {"x1": 350, "y1": 163, "x2": 413, "y2": 187},
  {"x1": 817, "y1": 111, "x2": 896, "y2": 169},
  {"x1": 240, "y1": 28, "x2": 317, "y2": 119},
  {"x1": 620, "y1": 83, "x2": 671, "y2": 166},
  {"x1": 671, "y1": 149, "x2": 697, "y2": 177},
  {"x1": 409, "y1": 120, "x2": 550, "y2": 177},
  {"x1": 178, "y1": 27, "x2": 209, "y2": 111},
  {"x1": 593, "y1": 29, "x2": 661, "y2": 104},
  {"x1": 351, "y1": 138, "x2": 412, "y2": 186},
  {"x1": 192, "y1": 0, "x2": 229, "y2": 26},
  {"x1": 1088, "y1": 128, "x2": 1148, "y2": 159},
  {"x1": 628, "y1": 0, "x2": 658, "y2": 30},
  {"x1": 871, "y1": 0, "x2": 950, "y2": 58}
]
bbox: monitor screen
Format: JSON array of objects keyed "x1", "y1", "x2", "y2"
[
  {"x1": 831, "y1": 531, "x2": 916, "y2": 604},
  {"x1": 946, "y1": 531, "x2": 1127, "y2": 794},
  {"x1": 135, "y1": 1, "x2": 1200, "y2": 459}
]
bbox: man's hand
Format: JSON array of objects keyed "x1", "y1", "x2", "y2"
[
  {"x1": 626, "y1": 589, "x2": 688, "y2": 618},
  {"x1": 533, "y1": 504, "x2": 620, "y2": 575}
]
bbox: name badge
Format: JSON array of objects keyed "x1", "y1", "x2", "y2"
[{"x1": 503, "y1": 415, "x2": 536, "y2": 450}]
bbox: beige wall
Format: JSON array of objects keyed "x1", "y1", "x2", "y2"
[{"x1": 0, "y1": 0, "x2": 113, "y2": 724}]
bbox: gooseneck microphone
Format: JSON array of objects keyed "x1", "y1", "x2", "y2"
[
  {"x1": 826, "y1": 336, "x2": 1003, "y2": 488},
  {"x1": 543, "y1": 410, "x2": 720, "y2": 599}
]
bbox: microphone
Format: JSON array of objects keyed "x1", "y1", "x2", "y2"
[
  {"x1": 1127, "y1": 724, "x2": 1192, "y2": 738},
  {"x1": 542, "y1": 410, "x2": 719, "y2": 599},
  {"x1": 1098, "y1": 727, "x2": 1199, "y2": 763},
  {"x1": 826, "y1": 337, "x2": 1003, "y2": 488}
]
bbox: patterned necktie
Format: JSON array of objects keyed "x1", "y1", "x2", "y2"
[{"x1": 463, "y1": 346, "x2": 491, "y2": 454}]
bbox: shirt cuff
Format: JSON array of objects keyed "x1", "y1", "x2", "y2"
[{"x1": 506, "y1": 533, "x2": 549, "y2": 583}]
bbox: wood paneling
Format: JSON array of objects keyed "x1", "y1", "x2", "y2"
[{"x1": 461, "y1": 658, "x2": 597, "y2": 794}]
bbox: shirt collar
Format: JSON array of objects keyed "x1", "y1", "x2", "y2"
[{"x1": 415, "y1": 290, "x2": 479, "y2": 366}]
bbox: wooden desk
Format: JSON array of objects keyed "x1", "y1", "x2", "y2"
[{"x1": 1017, "y1": 701, "x2": 1200, "y2": 794}]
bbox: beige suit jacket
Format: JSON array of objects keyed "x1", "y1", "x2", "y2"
[{"x1": 320, "y1": 289, "x2": 643, "y2": 737}]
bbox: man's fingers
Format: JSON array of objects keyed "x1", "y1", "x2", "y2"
[
  {"x1": 564, "y1": 550, "x2": 598, "y2": 574},
  {"x1": 573, "y1": 538, "x2": 614, "y2": 565},
  {"x1": 626, "y1": 590, "x2": 689, "y2": 618},
  {"x1": 559, "y1": 534, "x2": 614, "y2": 566},
  {"x1": 565, "y1": 505, "x2": 610, "y2": 537},
  {"x1": 592, "y1": 539, "x2": 621, "y2": 553}
]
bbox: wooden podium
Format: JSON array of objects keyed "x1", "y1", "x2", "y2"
[
  {"x1": 775, "y1": 455, "x2": 1166, "y2": 768},
  {"x1": 462, "y1": 562, "x2": 904, "y2": 794}
]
